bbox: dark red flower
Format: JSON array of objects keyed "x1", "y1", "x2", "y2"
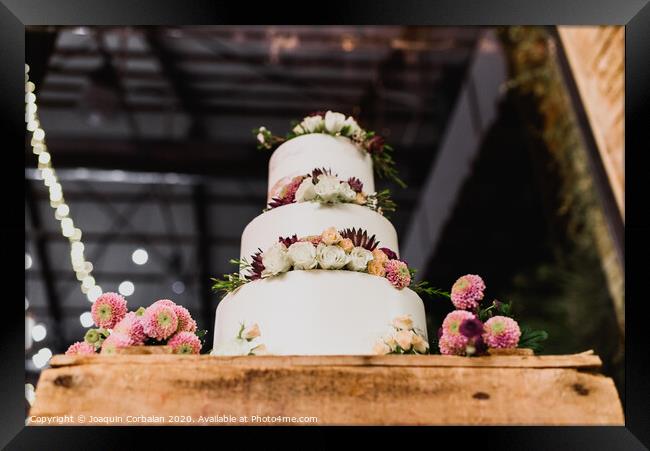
[
  {"x1": 473, "y1": 335, "x2": 488, "y2": 355},
  {"x1": 339, "y1": 228, "x2": 379, "y2": 251},
  {"x1": 365, "y1": 135, "x2": 385, "y2": 154},
  {"x1": 310, "y1": 167, "x2": 336, "y2": 180},
  {"x1": 459, "y1": 318, "x2": 485, "y2": 338},
  {"x1": 278, "y1": 235, "x2": 299, "y2": 248},
  {"x1": 307, "y1": 110, "x2": 326, "y2": 117},
  {"x1": 347, "y1": 177, "x2": 364, "y2": 193},
  {"x1": 249, "y1": 249, "x2": 265, "y2": 280},
  {"x1": 379, "y1": 247, "x2": 398, "y2": 260}
]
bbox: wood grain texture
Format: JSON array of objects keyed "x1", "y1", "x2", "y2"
[
  {"x1": 557, "y1": 26, "x2": 625, "y2": 219},
  {"x1": 30, "y1": 353, "x2": 623, "y2": 425}
]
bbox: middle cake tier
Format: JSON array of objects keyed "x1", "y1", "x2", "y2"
[{"x1": 240, "y1": 202, "x2": 400, "y2": 268}]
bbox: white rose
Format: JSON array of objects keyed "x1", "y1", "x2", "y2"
[
  {"x1": 412, "y1": 334, "x2": 429, "y2": 354},
  {"x1": 211, "y1": 338, "x2": 252, "y2": 356},
  {"x1": 395, "y1": 330, "x2": 415, "y2": 351},
  {"x1": 337, "y1": 182, "x2": 357, "y2": 202},
  {"x1": 250, "y1": 343, "x2": 270, "y2": 356},
  {"x1": 287, "y1": 241, "x2": 318, "y2": 270},
  {"x1": 293, "y1": 124, "x2": 304, "y2": 135},
  {"x1": 314, "y1": 174, "x2": 341, "y2": 203},
  {"x1": 342, "y1": 116, "x2": 361, "y2": 136},
  {"x1": 302, "y1": 115, "x2": 323, "y2": 133},
  {"x1": 384, "y1": 334, "x2": 397, "y2": 351},
  {"x1": 294, "y1": 177, "x2": 316, "y2": 202},
  {"x1": 324, "y1": 111, "x2": 346, "y2": 134},
  {"x1": 316, "y1": 243, "x2": 349, "y2": 270},
  {"x1": 392, "y1": 314, "x2": 414, "y2": 331},
  {"x1": 346, "y1": 246, "x2": 374, "y2": 271},
  {"x1": 261, "y1": 242, "x2": 291, "y2": 276},
  {"x1": 242, "y1": 323, "x2": 261, "y2": 340},
  {"x1": 372, "y1": 340, "x2": 391, "y2": 355}
]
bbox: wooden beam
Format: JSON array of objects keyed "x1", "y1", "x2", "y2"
[{"x1": 402, "y1": 30, "x2": 507, "y2": 273}]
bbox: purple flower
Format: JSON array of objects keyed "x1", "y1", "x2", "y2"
[
  {"x1": 365, "y1": 135, "x2": 385, "y2": 154},
  {"x1": 346, "y1": 177, "x2": 364, "y2": 193},
  {"x1": 278, "y1": 235, "x2": 299, "y2": 248},
  {"x1": 379, "y1": 247, "x2": 398, "y2": 260},
  {"x1": 473, "y1": 335, "x2": 488, "y2": 355},
  {"x1": 459, "y1": 317, "x2": 484, "y2": 338}
]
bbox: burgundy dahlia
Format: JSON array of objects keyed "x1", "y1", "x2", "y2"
[
  {"x1": 365, "y1": 135, "x2": 385, "y2": 154},
  {"x1": 339, "y1": 228, "x2": 379, "y2": 251},
  {"x1": 307, "y1": 110, "x2": 326, "y2": 117},
  {"x1": 249, "y1": 249, "x2": 265, "y2": 281},
  {"x1": 347, "y1": 177, "x2": 364, "y2": 193},
  {"x1": 311, "y1": 167, "x2": 335, "y2": 180},
  {"x1": 278, "y1": 234, "x2": 299, "y2": 248},
  {"x1": 379, "y1": 247, "x2": 398, "y2": 260},
  {"x1": 459, "y1": 317, "x2": 485, "y2": 338}
]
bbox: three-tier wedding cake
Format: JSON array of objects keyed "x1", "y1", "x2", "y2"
[{"x1": 212, "y1": 112, "x2": 429, "y2": 355}]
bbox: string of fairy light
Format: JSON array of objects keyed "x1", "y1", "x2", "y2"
[{"x1": 25, "y1": 64, "x2": 104, "y2": 304}]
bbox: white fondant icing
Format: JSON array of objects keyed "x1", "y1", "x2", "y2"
[
  {"x1": 240, "y1": 202, "x2": 399, "y2": 268},
  {"x1": 268, "y1": 134, "x2": 374, "y2": 202},
  {"x1": 213, "y1": 270, "x2": 427, "y2": 355}
]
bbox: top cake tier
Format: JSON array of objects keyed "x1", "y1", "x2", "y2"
[{"x1": 267, "y1": 134, "x2": 374, "y2": 203}]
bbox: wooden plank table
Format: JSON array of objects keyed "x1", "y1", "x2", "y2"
[{"x1": 28, "y1": 351, "x2": 624, "y2": 425}]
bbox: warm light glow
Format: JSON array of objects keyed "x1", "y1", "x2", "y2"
[
  {"x1": 26, "y1": 69, "x2": 99, "y2": 303},
  {"x1": 119, "y1": 280, "x2": 135, "y2": 296},
  {"x1": 131, "y1": 248, "x2": 149, "y2": 265},
  {"x1": 87, "y1": 285, "x2": 102, "y2": 302},
  {"x1": 79, "y1": 311, "x2": 94, "y2": 327},
  {"x1": 38, "y1": 152, "x2": 50, "y2": 164},
  {"x1": 172, "y1": 280, "x2": 186, "y2": 294},
  {"x1": 31, "y1": 324, "x2": 47, "y2": 342}
]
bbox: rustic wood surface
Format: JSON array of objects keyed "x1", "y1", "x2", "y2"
[{"x1": 29, "y1": 353, "x2": 623, "y2": 426}]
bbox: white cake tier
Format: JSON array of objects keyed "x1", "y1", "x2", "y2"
[
  {"x1": 268, "y1": 134, "x2": 374, "y2": 202},
  {"x1": 213, "y1": 270, "x2": 428, "y2": 355},
  {"x1": 240, "y1": 202, "x2": 399, "y2": 269}
]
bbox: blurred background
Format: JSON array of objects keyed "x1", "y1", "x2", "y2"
[{"x1": 24, "y1": 26, "x2": 624, "y2": 407}]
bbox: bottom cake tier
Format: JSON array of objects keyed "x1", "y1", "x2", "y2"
[{"x1": 212, "y1": 270, "x2": 428, "y2": 355}]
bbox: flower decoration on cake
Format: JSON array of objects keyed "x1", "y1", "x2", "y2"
[
  {"x1": 211, "y1": 322, "x2": 268, "y2": 356},
  {"x1": 65, "y1": 297, "x2": 206, "y2": 356},
  {"x1": 91, "y1": 292, "x2": 127, "y2": 329},
  {"x1": 253, "y1": 111, "x2": 405, "y2": 188},
  {"x1": 266, "y1": 167, "x2": 395, "y2": 216},
  {"x1": 430, "y1": 275, "x2": 548, "y2": 356},
  {"x1": 373, "y1": 314, "x2": 429, "y2": 355},
  {"x1": 212, "y1": 227, "x2": 426, "y2": 294}
]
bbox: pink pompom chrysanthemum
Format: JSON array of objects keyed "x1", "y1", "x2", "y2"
[
  {"x1": 99, "y1": 332, "x2": 131, "y2": 355},
  {"x1": 142, "y1": 302, "x2": 179, "y2": 341},
  {"x1": 442, "y1": 310, "x2": 476, "y2": 336},
  {"x1": 438, "y1": 333, "x2": 468, "y2": 355},
  {"x1": 91, "y1": 292, "x2": 128, "y2": 329},
  {"x1": 113, "y1": 312, "x2": 146, "y2": 345},
  {"x1": 65, "y1": 341, "x2": 96, "y2": 356},
  {"x1": 167, "y1": 331, "x2": 202, "y2": 354},
  {"x1": 384, "y1": 260, "x2": 411, "y2": 289},
  {"x1": 450, "y1": 274, "x2": 486, "y2": 310},
  {"x1": 483, "y1": 316, "x2": 521, "y2": 349},
  {"x1": 173, "y1": 305, "x2": 197, "y2": 333}
]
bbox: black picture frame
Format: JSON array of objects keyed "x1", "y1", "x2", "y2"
[{"x1": 3, "y1": 0, "x2": 649, "y2": 448}]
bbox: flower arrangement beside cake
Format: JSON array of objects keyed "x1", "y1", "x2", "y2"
[{"x1": 64, "y1": 293, "x2": 206, "y2": 356}]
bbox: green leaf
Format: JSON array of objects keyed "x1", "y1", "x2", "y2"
[{"x1": 518, "y1": 326, "x2": 549, "y2": 354}]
